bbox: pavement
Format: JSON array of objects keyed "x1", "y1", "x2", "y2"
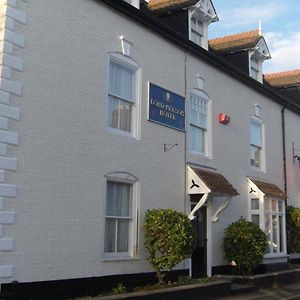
[{"x1": 219, "y1": 281, "x2": 300, "y2": 300}]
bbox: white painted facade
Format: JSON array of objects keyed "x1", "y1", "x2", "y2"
[{"x1": 0, "y1": 0, "x2": 296, "y2": 285}]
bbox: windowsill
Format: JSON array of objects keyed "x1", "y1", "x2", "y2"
[
  {"x1": 102, "y1": 256, "x2": 140, "y2": 262},
  {"x1": 189, "y1": 150, "x2": 212, "y2": 161},
  {"x1": 105, "y1": 127, "x2": 139, "y2": 141},
  {"x1": 250, "y1": 165, "x2": 266, "y2": 173}
]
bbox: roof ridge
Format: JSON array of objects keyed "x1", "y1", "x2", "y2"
[{"x1": 209, "y1": 29, "x2": 260, "y2": 44}]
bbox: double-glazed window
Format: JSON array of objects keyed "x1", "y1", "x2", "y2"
[
  {"x1": 250, "y1": 117, "x2": 264, "y2": 170},
  {"x1": 105, "y1": 180, "x2": 135, "y2": 256},
  {"x1": 107, "y1": 55, "x2": 139, "y2": 137},
  {"x1": 190, "y1": 16, "x2": 204, "y2": 46},
  {"x1": 189, "y1": 91, "x2": 209, "y2": 155}
]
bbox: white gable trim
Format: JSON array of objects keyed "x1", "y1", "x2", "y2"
[
  {"x1": 191, "y1": 0, "x2": 218, "y2": 24},
  {"x1": 187, "y1": 166, "x2": 211, "y2": 194}
]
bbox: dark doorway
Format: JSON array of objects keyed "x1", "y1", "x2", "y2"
[{"x1": 191, "y1": 200, "x2": 207, "y2": 278}]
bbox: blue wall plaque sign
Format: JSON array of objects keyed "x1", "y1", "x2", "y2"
[{"x1": 148, "y1": 83, "x2": 185, "y2": 132}]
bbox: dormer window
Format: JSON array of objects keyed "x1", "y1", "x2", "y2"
[
  {"x1": 250, "y1": 56, "x2": 260, "y2": 81},
  {"x1": 190, "y1": 16, "x2": 204, "y2": 46}
]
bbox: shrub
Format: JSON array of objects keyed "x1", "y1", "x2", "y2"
[
  {"x1": 144, "y1": 208, "x2": 195, "y2": 284},
  {"x1": 223, "y1": 217, "x2": 268, "y2": 274},
  {"x1": 287, "y1": 206, "x2": 300, "y2": 253}
]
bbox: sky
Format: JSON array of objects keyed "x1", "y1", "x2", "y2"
[{"x1": 208, "y1": 0, "x2": 300, "y2": 73}]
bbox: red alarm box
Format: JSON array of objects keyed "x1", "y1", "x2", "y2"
[{"x1": 218, "y1": 113, "x2": 230, "y2": 125}]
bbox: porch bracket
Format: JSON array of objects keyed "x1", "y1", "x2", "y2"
[
  {"x1": 211, "y1": 196, "x2": 231, "y2": 222},
  {"x1": 188, "y1": 193, "x2": 209, "y2": 220}
]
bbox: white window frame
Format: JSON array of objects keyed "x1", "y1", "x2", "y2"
[
  {"x1": 263, "y1": 198, "x2": 286, "y2": 256},
  {"x1": 250, "y1": 116, "x2": 265, "y2": 172},
  {"x1": 188, "y1": 11, "x2": 206, "y2": 48},
  {"x1": 248, "y1": 193, "x2": 286, "y2": 258},
  {"x1": 106, "y1": 53, "x2": 141, "y2": 140},
  {"x1": 189, "y1": 89, "x2": 211, "y2": 158},
  {"x1": 103, "y1": 172, "x2": 139, "y2": 260},
  {"x1": 249, "y1": 53, "x2": 263, "y2": 82}
]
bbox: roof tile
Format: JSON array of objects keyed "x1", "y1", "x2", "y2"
[
  {"x1": 147, "y1": 0, "x2": 198, "y2": 11},
  {"x1": 250, "y1": 179, "x2": 287, "y2": 199},
  {"x1": 264, "y1": 70, "x2": 300, "y2": 87},
  {"x1": 209, "y1": 30, "x2": 261, "y2": 52},
  {"x1": 191, "y1": 167, "x2": 239, "y2": 196}
]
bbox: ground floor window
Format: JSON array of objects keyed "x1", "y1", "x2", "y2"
[
  {"x1": 104, "y1": 176, "x2": 138, "y2": 258},
  {"x1": 249, "y1": 196, "x2": 286, "y2": 255},
  {"x1": 264, "y1": 198, "x2": 285, "y2": 254}
]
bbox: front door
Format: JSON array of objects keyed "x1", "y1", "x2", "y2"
[{"x1": 191, "y1": 202, "x2": 207, "y2": 278}]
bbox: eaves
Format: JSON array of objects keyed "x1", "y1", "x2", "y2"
[{"x1": 96, "y1": 0, "x2": 300, "y2": 115}]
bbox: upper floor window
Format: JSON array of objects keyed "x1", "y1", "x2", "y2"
[
  {"x1": 189, "y1": 89, "x2": 210, "y2": 156},
  {"x1": 250, "y1": 117, "x2": 264, "y2": 170},
  {"x1": 107, "y1": 54, "x2": 139, "y2": 138},
  {"x1": 190, "y1": 16, "x2": 204, "y2": 46}
]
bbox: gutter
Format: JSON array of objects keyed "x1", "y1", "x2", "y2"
[
  {"x1": 97, "y1": 0, "x2": 298, "y2": 115},
  {"x1": 281, "y1": 106, "x2": 287, "y2": 199}
]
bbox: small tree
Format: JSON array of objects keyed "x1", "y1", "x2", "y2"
[
  {"x1": 223, "y1": 217, "x2": 268, "y2": 274},
  {"x1": 286, "y1": 206, "x2": 300, "y2": 253},
  {"x1": 144, "y1": 208, "x2": 195, "y2": 284}
]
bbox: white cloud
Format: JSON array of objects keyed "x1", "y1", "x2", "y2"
[{"x1": 264, "y1": 31, "x2": 300, "y2": 73}]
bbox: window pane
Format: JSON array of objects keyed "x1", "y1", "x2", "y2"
[
  {"x1": 191, "y1": 17, "x2": 197, "y2": 30},
  {"x1": 278, "y1": 201, "x2": 283, "y2": 213},
  {"x1": 272, "y1": 200, "x2": 278, "y2": 212},
  {"x1": 251, "y1": 214, "x2": 260, "y2": 226},
  {"x1": 190, "y1": 95, "x2": 207, "y2": 128},
  {"x1": 118, "y1": 100, "x2": 132, "y2": 132},
  {"x1": 250, "y1": 122, "x2": 262, "y2": 147},
  {"x1": 117, "y1": 219, "x2": 129, "y2": 252},
  {"x1": 190, "y1": 125, "x2": 204, "y2": 153},
  {"x1": 109, "y1": 61, "x2": 134, "y2": 101},
  {"x1": 265, "y1": 214, "x2": 271, "y2": 253},
  {"x1": 272, "y1": 215, "x2": 278, "y2": 253},
  {"x1": 108, "y1": 96, "x2": 132, "y2": 132},
  {"x1": 108, "y1": 95, "x2": 119, "y2": 130},
  {"x1": 250, "y1": 145, "x2": 261, "y2": 168},
  {"x1": 105, "y1": 218, "x2": 116, "y2": 253},
  {"x1": 251, "y1": 198, "x2": 259, "y2": 210},
  {"x1": 264, "y1": 198, "x2": 270, "y2": 211},
  {"x1": 107, "y1": 181, "x2": 131, "y2": 217}
]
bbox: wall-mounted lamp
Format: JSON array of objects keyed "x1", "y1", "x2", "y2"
[{"x1": 218, "y1": 113, "x2": 230, "y2": 125}]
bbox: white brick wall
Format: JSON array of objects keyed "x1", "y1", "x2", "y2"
[{"x1": 0, "y1": 0, "x2": 292, "y2": 283}]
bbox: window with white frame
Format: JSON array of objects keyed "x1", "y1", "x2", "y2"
[
  {"x1": 104, "y1": 179, "x2": 137, "y2": 257},
  {"x1": 189, "y1": 90, "x2": 209, "y2": 155},
  {"x1": 264, "y1": 198, "x2": 285, "y2": 254},
  {"x1": 190, "y1": 15, "x2": 204, "y2": 46},
  {"x1": 107, "y1": 55, "x2": 139, "y2": 137},
  {"x1": 250, "y1": 56, "x2": 260, "y2": 80},
  {"x1": 249, "y1": 196, "x2": 286, "y2": 255},
  {"x1": 250, "y1": 117, "x2": 264, "y2": 169}
]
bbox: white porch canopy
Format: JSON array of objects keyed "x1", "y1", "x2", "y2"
[{"x1": 187, "y1": 165, "x2": 239, "y2": 221}]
